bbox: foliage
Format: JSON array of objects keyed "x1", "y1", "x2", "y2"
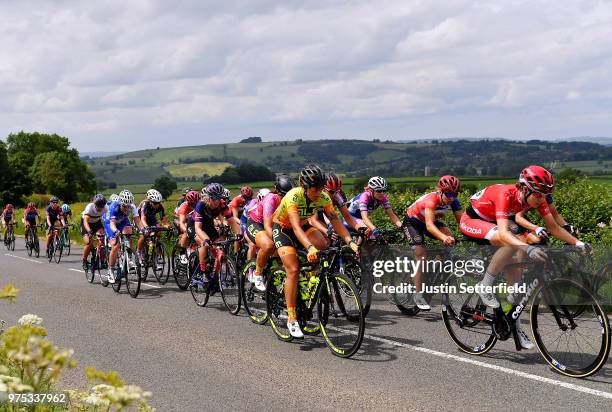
[
  {"x1": 556, "y1": 167, "x2": 583, "y2": 183},
  {"x1": 239, "y1": 137, "x2": 262, "y2": 143},
  {"x1": 152, "y1": 177, "x2": 177, "y2": 200},
  {"x1": 206, "y1": 162, "x2": 275, "y2": 184}
]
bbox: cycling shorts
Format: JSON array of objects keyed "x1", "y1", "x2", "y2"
[
  {"x1": 246, "y1": 218, "x2": 265, "y2": 244},
  {"x1": 402, "y1": 216, "x2": 448, "y2": 246},
  {"x1": 81, "y1": 218, "x2": 104, "y2": 236},
  {"x1": 103, "y1": 217, "x2": 132, "y2": 241},
  {"x1": 272, "y1": 222, "x2": 315, "y2": 251},
  {"x1": 460, "y1": 207, "x2": 527, "y2": 245}
]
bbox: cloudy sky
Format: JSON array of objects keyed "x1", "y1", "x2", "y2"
[{"x1": 1, "y1": 0, "x2": 611, "y2": 151}]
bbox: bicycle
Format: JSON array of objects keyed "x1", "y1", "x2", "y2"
[
  {"x1": 141, "y1": 227, "x2": 172, "y2": 284},
  {"x1": 441, "y1": 247, "x2": 610, "y2": 377},
  {"x1": 60, "y1": 223, "x2": 74, "y2": 256},
  {"x1": 110, "y1": 233, "x2": 142, "y2": 298},
  {"x1": 265, "y1": 246, "x2": 365, "y2": 358},
  {"x1": 240, "y1": 256, "x2": 285, "y2": 325},
  {"x1": 85, "y1": 231, "x2": 108, "y2": 286},
  {"x1": 189, "y1": 234, "x2": 242, "y2": 314},
  {"x1": 4, "y1": 223, "x2": 16, "y2": 251},
  {"x1": 171, "y1": 236, "x2": 195, "y2": 290},
  {"x1": 24, "y1": 224, "x2": 42, "y2": 258},
  {"x1": 47, "y1": 226, "x2": 63, "y2": 263}
]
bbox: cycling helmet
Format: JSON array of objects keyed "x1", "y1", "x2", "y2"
[
  {"x1": 61, "y1": 204, "x2": 71, "y2": 213},
  {"x1": 275, "y1": 174, "x2": 295, "y2": 195},
  {"x1": 185, "y1": 190, "x2": 200, "y2": 205},
  {"x1": 368, "y1": 176, "x2": 388, "y2": 191},
  {"x1": 93, "y1": 194, "x2": 106, "y2": 208},
  {"x1": 109, "y1": 194, "x2": 119, "y2": 203},
  {"x1": 6, "y1": 204, "x2": 13, "y2": 209},
  {"x1": 257, "y1": 188, "x2": 271, "y2": 202},
  {"x1": 519, "y1": 165, "x2": 554, "y2": 194},
  {"x1": 325, "y1": 172, "x2": 342, "y2": 192},
  {"x1": 240, "y1": 186, "x2": 254, "y2": 199},
  {"x1": 205, "y1": 183, "x2": 225, "y2": 200},
  {"x1": 437, "y1": 175, "x2": 461, "y2": 193},
  {"x1": 27, "y1": 202, "x2": 35, "y2": 209},
  {"x1": 50, "y1": 196, "x2": 59, "y2": 203},
  {"x1": 147, "y1": 189, "x2": 163, "y2": 202},
  {"x1": 223, "y1": 188, "x2": 231, "y2": 200},
  {"x1": 118, "y1": 189, "x2": 134, "y2": 205},
  {"x1": 183, "y1": 187, "x2": 193, "y2": 195},
  {"x1": 299, "y1": 164, "x2": 325, "y2": 188}
]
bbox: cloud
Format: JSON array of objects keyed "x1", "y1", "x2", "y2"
[{"x1": 0, "y1": 0, "x2": 611, "y2": 150}]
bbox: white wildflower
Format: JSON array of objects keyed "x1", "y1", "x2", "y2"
[
  {"x1": 17, "y1": 314, "x2": 43, "y2": 327},
  {"x1": 597, "y1": 222, "x2": 606, "y2": 228}
]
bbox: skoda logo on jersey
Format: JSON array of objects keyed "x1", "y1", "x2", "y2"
[{"x1": 460, "y1": 222, "x2": 482, "y2": 235}]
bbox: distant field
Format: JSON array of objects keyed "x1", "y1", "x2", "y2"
[
  {"x1": 551, "y1": 160, "x2": 612, "y2": 173},
  {"x1": 165, "y1": 162, "x2": 232, "y2": 178}
]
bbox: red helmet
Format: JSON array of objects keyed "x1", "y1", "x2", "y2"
[
  {"x1": 6, "y1": 204, "x2": 13, "y2": 209},
  {"x1": 519, "y1": 165, "x2": 554, "y2": 194},
  {"x1": 185, "y1": 190, "x2": 200, "y2": 205},
  {"x1": 240, "y1": 186, "x2": 253, "y2": 199},
  {"x1": 437, "y1": 175, "x2": 461, "y2": 193},
  {"x1": 325, "y1": 172, "x2": 342, "y2": 192}
]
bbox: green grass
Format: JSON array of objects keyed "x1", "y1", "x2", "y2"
[
  {"x1": 551, "y1": 160, "x2": 612, "y2": 173},
  {"x1": 165, "y1": 162, "x2": 232, "y2": 178}
]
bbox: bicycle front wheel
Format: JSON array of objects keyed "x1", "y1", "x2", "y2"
[
  {"x1": 85, "y1": 252, "x2": 96, "y2": 283},
  {"x1": 153, "y1": 243, "x2": 169, "y2": 284},
  {"x1": 53, "y1": 237, "x2": 63, "y2": 264},
  {"x1": 266, "y1": 267, "x2": 293, "y2": 342},
  {"x1": 220, "y1": 257, "x2": 241, "y2": 315},
  {"x1": 172, "y1": 245, "x2": 190, "y2": 290},
  {"x1": 241, "y1": 260, "x2": 268, "y2": 325},
  {"x1": 318, "y1": 273, "x2": 365, "y2": 358},
  {"x1": 125, "y1": 250, "x2": 142, "y2": 298},
  {"x1": 531, "y1": 278, "x2": 611, "y2": 378}
]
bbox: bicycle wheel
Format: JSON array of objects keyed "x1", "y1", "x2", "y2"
[
  {"x1": 112, "y1": 267, "x2": 122, "y2": 292},
  {"x1": 318, "y1": 273, "x2": 365, "y2": 358},
  {"x1": 441, "y1": 273, "x2": 497, "y2": 355},
  {"x1": 219, "y1": 257, "x2": 241, "y2": 314},
  {"x1": 240, "y1": 260, "x2": 268, "y2": 325},
  {"x1": 531, "y1": 278, "x2": 611, "y2": 377},
  {"x1": 26, "y1": 235, "x2": 32, "y2": 257},
  {"x1": 65, "y1": 231, "x2": 71, "y2": 256},
  {"x1": 85, "y1": 252, "x2": 96, "y2": 283},
  {"x1": 53, "y1": 237, "x2": 63, "y2": 264},
  {"x1": 172, "y1": 245, "x2": 190, "y2": 290},
  {"x1": 10, "y1": 233, "x2": 15, "y2": 251},
  {"x1": 343, "y1": 258, "x2": 372, "y2": 317},
  {"x1": 34, "y1": 237, "x2": 40, "y2": 258},
  {"x1": 125, "y1": 250, "x2": 142, "y2": 298},
  {"x1": 189, "y1": 254, "x2": 211, "y2": 307},
  {"x1": 153, "y1": 243, "x2": 169, "y2": 284},
  {"x1": 265, "y1": 267, "x2": 293, "y2": 342}
]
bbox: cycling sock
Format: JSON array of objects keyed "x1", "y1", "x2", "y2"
[
  {"x1": 287, "y1": 307, "x2": 297, "y2": 321},
  {"x1": 255, "y1": 264, "x2": 263, "y2": 276},
  {"x1": 481, "y1": 271, "x2": 496, "y2": 287}
]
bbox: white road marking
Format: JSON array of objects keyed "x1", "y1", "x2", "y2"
[
  {"x1": 142, "y1": 283, "x2": 161, "y2": 289},
  {"x1": 5, "y1": 253, "x2": 42, "y2": 264},
  {"x1": 68, "y1": 268, "x2": 82, "y2": 272}
]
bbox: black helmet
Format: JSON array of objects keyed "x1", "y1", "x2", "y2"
[
  {"x1": 93, "y1": 194, "x2": 107, "y2": 208},
  {"x1": 275, "y1": 174, "x2": 296, "y2": 195},
  {"x1": 205, "y1": 183, "x2": 225, "y2": 200},
  {"x1": 299, "y1": 164, "x2": 325, "y2": 189}
]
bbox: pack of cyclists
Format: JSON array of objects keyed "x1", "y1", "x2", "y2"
[{"x1": 1, "y1": 164, "x2": 595, "y2": 354}]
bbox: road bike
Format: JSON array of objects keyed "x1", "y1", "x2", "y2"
[
  {"x1": 441, "y1": 247, "x2": 610, "y2": 378},
  {"x1": 140, "y1": 226, "x2": 172, "y2": 284},
  {"x1": 60, "y1": 223, "x2": 74, "y2": 256},
  {"x1": 266, "y1": 246, "x2": 365, "y2": 358},
  {"x1": 171, "y1": 236, "x2": 195, "y2": 290},
  {"x1": 189, "y1": 234, "x2": 242, "y2": 314},
  {"x1": 240, "y1": 256, "x2": 284, "y2": 325},
  {"x1": 85, "y1": 231, "x2": 108, "y2": 286},
  {"x1": 24, "y1": 224, "x2": 42, "y2": 258},
  {"x1": 4, "y1": 223, "x2": 16, "y2": 251},
  {"x1": 47, "y1": 226, "x2": 64, "y2": 263},
  {"x1": 110, "y1": 233, "x2": 142, "y2": 298}
]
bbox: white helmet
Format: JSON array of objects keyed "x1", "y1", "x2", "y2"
[
  {"x1": 223, "y1": 188, "x2": 231, "y2": 200},
  {"x1": 368, "y1": 176, "x2": 388, "y2": 191},
  {"x1": 147, "y1": 189, "x2": 163, "y2": 202},
  {"x1": 109, "y1": 194, "x2": 120, "y2": 203},
  {"x1": 118, "y1": 189, "x2": 134, "y2": 205},
  {"x1": 257, "y1": 188, "x2": 271, "y2": 202}
]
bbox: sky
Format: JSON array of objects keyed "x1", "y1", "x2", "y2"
[{"x1": 0, "y1": 0, "x2": 611, "y2": 152}]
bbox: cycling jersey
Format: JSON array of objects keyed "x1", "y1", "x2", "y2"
[
  {"x1": 241, "y1": 199, "x2": 255, "y2": 226},
  {"x1": 2, "y1": 207, "x2": 15, "y2": 220},
  {"x1": 176, "y1": 196, "x2": 186, "y2": 209},
  {"x1": 46, "y1": 205, "x2": 64, "y2": 223},
  {"x1": 347, "y1": 191, "x2": 391, "y2": 219},
  {"x1": 273, "y1": 187, "x2": 334, "y2": 229},
  {"x1": 248, "y1": 192, "x2": 281, "y2": 224},
  {"x1": 229, "y1": 195, "x2": 248, "y2": 216},
  {"x1": 469, "y1": 184, "x2": 550, "y2": 222},
  {"x1": 81, "y1": 203, "x2": 108, "y2": 223},
  {"x1": 24, "y1": 208, "x2": 40, "y2": 220},
  {"x1": 174, "y1": 201, "x2": 194, "y2": 219},
  {"x1": 406, "y1": 192, "x2": 462, "y2": 222},
  {"x1": 103, "y1": 201, "x2": 138, "y2": 240},
  {"x1": 192, "y1": 199, "x2": 232, "y2": 240},
  {"x1": 138, "y1": 200, "x2": 166, "y2": 226}
]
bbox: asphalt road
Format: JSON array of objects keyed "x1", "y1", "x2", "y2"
[{"x1": 1, "y1": 242, "x2": 611, "y2": 411}]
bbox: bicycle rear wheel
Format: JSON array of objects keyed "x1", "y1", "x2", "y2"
[
  {"x1": 65, "y1": 232, "x2": 71, "y2": 256},
  {"x1": 85, "y1": 252, "x2": 96, "y2": 283},
  {"x1": 53, "y1": 237, "x2": 62, "y2": 263},
  {"x1": 34, "y1": 237, "x2": 40, "y2": 258},
  {"x1": 266, "y1": 267, "x2": 293, "y2": 342},
  {"x1": 441, "y1": 273, "x2": 497, "y2": 355},
  {"x1": 26, "y1": 236, "x2": 32, "y2": 256},
  {"x1": 125, "y1": 250, "x2": 142, "y2": 298},
  {"x1": 189, "y1": 254, "x2": 210, "y2": 307},
  {"x1": 172, "y1": 244, "x2": 190, "y2": 290},
  {"x1": 220, "y1": 257, "x2": 241, "y2": 314},
  {"x1": 240, "y1": 260, "x2": 268, "y2": 325},
  {"x1": 343, "y1": 259, "x2": 372, "y2": 317},
  {"x1": 153, "y1": 243, "x2": 169, "y2": 284},
  {"x1": 318, "y1": 273, "x2": 365, "y2": 358},
  {"x1": 531, "y1": 278, "x2": 611, "y2": 377}
]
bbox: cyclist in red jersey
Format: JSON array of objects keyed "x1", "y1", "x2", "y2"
[
  {"x1": 403, "y1": 175, "x2": 463, "y2": 310},
  {"x1": 459, "y1": 166, "x2": 589, "y2": 349},
  {"x1": 514, "y1": 193, "x2": 577, "y2": 244},
  {"x1": 175, "y1": 191, "x2": 200, "y2": 264}
]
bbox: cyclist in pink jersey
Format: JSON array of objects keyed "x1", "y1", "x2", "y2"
[
  {"x1": 346, "y1": 176, "x2": 403, "y2": 236},
  {"x1": 402, "y1": 176, "x2": 463, "y2": 310},
  {"x1": 459, "y1": 166, "x2": 589, "y2": 349},
  {"x1": 245, "y1": 175, "x2": 295, "y2": 291}
]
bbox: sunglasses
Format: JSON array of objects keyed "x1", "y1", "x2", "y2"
[
  {"x1": 151, "y1": 201, "x2": 161, "y2": 206},
  {"x1": 374, "y1": 190, "x2": 387, "y2": 194},
  {"x1": 209, "y1": 195, "x2": 222, "y2": 201},
  {"x1": 443, "y1": 192, "x2": 458, "y2": 199}
]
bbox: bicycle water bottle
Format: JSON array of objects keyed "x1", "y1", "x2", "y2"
[
  {"x1": 308, "y1": 274, "x2": 319, "y2": 292},
  {"x1": 299, "y1": 274, "x2": 309, "y2": 300},
  {"x1": 148, "y1": 241, "x2": 153, "y2": 256}
]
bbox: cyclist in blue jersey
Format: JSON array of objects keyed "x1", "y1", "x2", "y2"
[
  {"x1": 347, "y1": 176, "x2": 402, "y2": 236},
  {"x1": 103, "y1": 189, "x2": 143, "y2": 283}
]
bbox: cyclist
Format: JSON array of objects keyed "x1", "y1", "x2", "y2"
[
  {"x1": 176, "y1": 187, "x2": 193, "y2": 208},
  {"x1": 273, "y1": 165, "x2": 359, "y2": 338},
  {"x1": 22, "y1": 202, "x2": 41, "y2": 247},
  {"x1": 45, "y1": 197, "x2": 66, "y2": 255},
  {"x1": 245, "y1": 175, "x2": 295, "y2": 291},
  {"x1": 243, "y1": 188, "x2": 269, "y2": 260},
  {"x1": 1, "y1": 204, "x2": 16, "y2": 244},
  {"x1": 103, "y1": 189, "x2": 142, "y2": 283},
  {"x1": 347, "y1": 176, "x2": 403, "y2": 235},
  {"x1": 192, "y1": 183, "x2": 241, "y2": 281},
  {"x1": 108, "y1": 194, "x2": 119, "y2": 206},
  {"x1": 459, "y1": 165, "x2": 589, "y2": 349},
  {"x1": 223, "y1": 188, "x2": 231, "y2": 202},
  {"x1": 137, "y1": 189, "x2": 169, "y2": 262},
  {"x1": 310, "y1": 172, "x2": 367, "y2": 239},
  {"x1": 515, "y1": 192, "x2": 578, "y2": 244},
  {"x1": 61, "y1": 204, "x2": 74, "y2": 225},
  {"x1": 403, "y1": 175, "x2": 463, "y2": 310},
  {"x1": 175, "y1": 190, "x2": 200, "y2": 264},
  {"x1": 81, "y1": 194, "x2": 108, "y2": 270}
]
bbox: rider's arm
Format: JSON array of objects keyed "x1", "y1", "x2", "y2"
[
  {"x1": 543, "y1": 214, "x2": 579, "y2": 245},
  {"x1": 83, "y1": 215, "x2": 92, "y2": 233},
  {"x1": 384, "y1": 207, "x2": 403, "y2": 228},
  {"x1": 453, "y1": 209, "x2": 463, "y2": 224},
  {"x1": 514, "y1": 209, "x2": 539, "y2": 232},
  {"x1": 194, "y1": 221, "x2": 211, "y2": 243},
  {"x1": 325, "y1": 208, "x2": 354, "y2": 245},
  {"x1": 424, "y1": 208, "x2": 452, "y2": 242},
  {"x1": 308, "y1": 213, "x2": 328, "y2": 235},
  {"x1": 548, "y1": 204, "x2": 568, "y2": 227},
  {"x1": 359, "y1": 210, "x2": 377, "y2": 231},
  {"x1": 226, "y1": 216, "x2": 241, "y2": 236},
  {"x1": 340, "y1": 205, "x2": 364, "y2": 230}
]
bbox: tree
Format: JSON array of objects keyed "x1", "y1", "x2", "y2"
[
  {"x1": 153, "y1": 176, "x2": 177, "y2": 199},
  {"x1": 240, "y1": 136, "x2": 262, "y2": 143},
  {"x1": 557, "y1": 168, "x2": 582, "y2": 184}
]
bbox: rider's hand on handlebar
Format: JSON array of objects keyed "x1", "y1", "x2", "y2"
[
  {"x1": 527, "y1": 245, "x2": 547, "y2": 262},
  {"x1": 443, "y1": 236, "x2": 455, "y2": 246},
  {"x1": 307, "y1": 245, "x2": 319, "y2": 263},
  {"x1": 535, "y1": 226, "x2": 549, "y2": 238},
  {"x1": 575, "y1": 240, "x2": 593, "y2": 256}
]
